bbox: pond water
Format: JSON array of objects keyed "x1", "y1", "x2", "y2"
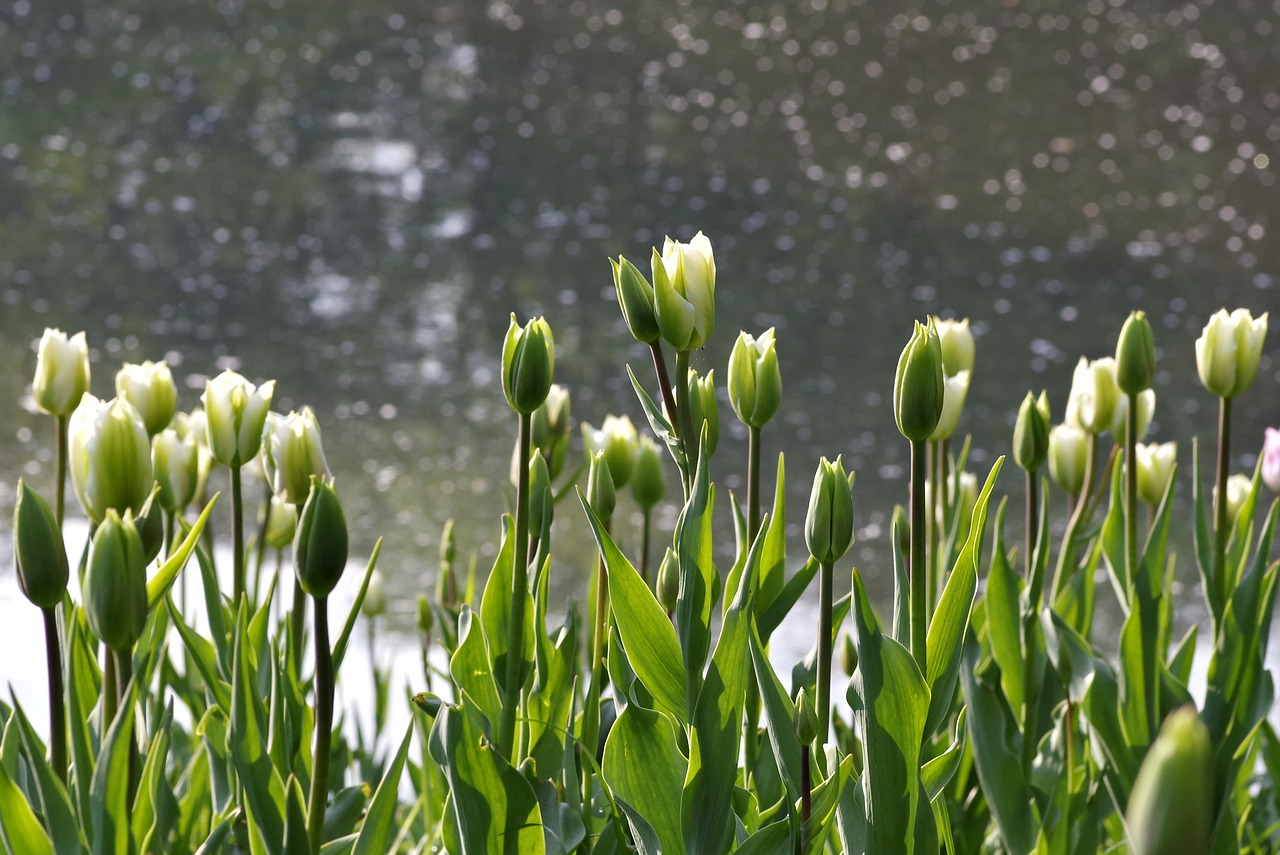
[{"x1": 0, "y1": 0, "x2": 1277, "y2": 682}]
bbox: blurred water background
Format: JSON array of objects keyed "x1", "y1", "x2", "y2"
[{"x1": 0, "y1": 0, "x2": 1277, "y2": 690}]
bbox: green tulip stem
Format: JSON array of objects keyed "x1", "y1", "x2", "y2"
[
  {"x1": 928, "y1": 440, "x2": 941, "y2": 610},
  {"x1": 308, "y1": 596, "x2": 334, "y2": 855},
  {"x1": 230, "y1": 463, "x2": 245, "y2": 605},
  {"x1": 909, "y1": 439, "x2": 928, "y2": 668},
  {"x1": 1025, "y1": 468, "x2": 1039, "y2": 578},
  {"x1": 497, "y1": 411, "x2": 533, "y2": 760},
  {"x1": 938, "y1": 439, "x2": 951, "y2": 589},
  {"x1": 291, "y1": 573, "x2": 307, "y2": 677},
  {"x1": 817, "y1": 560, "x2": 834, "y2": 745},
  {"x1": 675, "y1": 350, "x2": 696, "y2": 495},
  {"x1": 639, "y1": 509, "x2": 652, "y2": 587},
  {"x1": 253, "y1": 481, "x2": 273, "y2": 598},
  {"x1": 102, "y1": 645, "x2": 118, "y2": 734},
  {"x1": 1213, "y1": 395, "x2": 1231, "y2": 611},
  {"x1": 1124, "y1": 402, "x2": 1139, "y2": 592},
  {"x1": 747, "y1": 426, "x2": 762, "y2": 543},
  {"x1": 800, "y1": 743, "x2": 813, "y2": 830},
  {"x1": 1050, "y1": 433, "x2": 1099, "y2": 603},
  {"x1": 42, "y1": 606, "x2": 66, "y2": 782},
  {"x1": 54, "y1": 414, "x2": 68, "y2": 528},
  {"x1": 649, "y1": 341, "x2": 680, "y2": 443}
]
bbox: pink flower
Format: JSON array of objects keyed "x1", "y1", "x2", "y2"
[{"x1": 1264, "y1": 428, "x2": 1280, "y2": 495}]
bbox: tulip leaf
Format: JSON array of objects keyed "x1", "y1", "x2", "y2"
[
  {"x1": 351, "y1": 726, "x2": 413, "y2": 855},
  {"x1": 449, "y1": 606, "x2": 503, "y2": 730},
  {"x1": 479, "y1": 517, "x2": 533, "y2": 701},
  {"x1": 756, "y1": 556, "x2": 818, "y2": 643},
  {"x1": 0, "y1": 749, "x2": 55, "y2": 855},
  {"x1": 90, "y1": 686, "x2": 137, "y2": 855},
  {"x1": 921, "y1": 707, "x2": 968, "y2": 802},
  {"x1": 229, "y1": 606, "x2": 286, "y2": 853},
  {"x1": 674, "y1": 427, "x2": 717, "y2": 709},
  {"x1": 985, "y1": 499, "x2": 1024, "y2": 712},
  {"x1": 603, "y1": 705, "x2": 688, "y2": 855},
  {"x1": 146, "y1": 494, "x2": 218, "y2": 608},
  {"x1": 749, "y1": 625, "x2": 802, "y2": 803},
  {"x1": 332, "y1": 538, "x2": 384, "y2": 672},
  {"x1": 6, "y1": 699, "x2": 82, "y2": 855}
]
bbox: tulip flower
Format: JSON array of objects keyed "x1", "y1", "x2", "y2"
[
  {"x1": 528, "y1": 450, "x2": 553, "y2": 537},
  {"x1": 727, "y1": 328, "x2": 782, "y2": 430},
  {"x1": 1064, "y1": 357, "x2": 1121, "y2": 435},
  {"x1": 658, "y1": 547, "x2": 679, "y2": 611},
  {"x1": 13, "y1": 480, "x2": 69, "y2": 610},
  {"x1": 68, "y1": 395, "x2": 154, "y2": 525},
  {"x1": 1264, "y1": 428, "x2": 1280, "y2": 495},
  {"x1": 1125, "y1": 708, "x2": 1211, "y2": 855},
  {"x1": 115, "y1": 360, "x2": 177, "y2": 435},
  {"x1": 686, "y1": 368, "x2": 719, "y2": 456},
  {"x1": 1013, "y1": 391, "x2": 1050, "y2": 473},
  {"x1": 1115, "y1": 310, "x2": 1155, "y2": 396},
  {"x1": 32, "y1": 328, "x2": 90, "y2": 417},
  {"x1": 585, "y1": 450, "x2": 617, "y2": 523},
  {"x1": 1048, "y1": 424, "x2": 1088, "y2": 497},
  {"x1": 1196, "y1": 308, "x2": 1268, "y2": 399},
  {"x1": 202, "y1": 371, "x2": 276, "y2": 468},
  {"x1": 1109, "y1": 389, "x2": 1155, "y2": 445},
  {"x1": 263, "y1": 496, "x2": 298, "y2": 551},
  {"x1": 530, "y1": 384, "x2": 571, "y2": 479},
  {"x1": 294, "y1": 478, "x2": 350, "y2": 599},
  {"x1": 263, "y1": 407, "x2": 332, "y2": 506},
  {"x1": 1214, "y1": 473, "x2": 1253, "y2": 531},
  {"x1": 805, "y1": 455, "x2": 853, "y2": 744},
  {"x1": 501, "y1": 314, "x2": 555, "y2": 415},
  {"x1": 612, "y1": 255, "x2": 659, "y2": 345},
  {"x1": 652, "y1": 231, "x2": 716, "y2": 352},
  {"x1": 932, "y1": 316, "x2": 974, "y2": 377},
  {"x1": 631, "y1": 436, "x2": 666, "y2": 512},
  {"x1": 582, "y1": 414, "x2": 638, "y2": 489},
  {"x1": 84, "y1": 510, "x2": 149, "y2": 654},
  {"x1": 929, "y1": 370, "x2": 970, "y2": 442},
  {"x1": 894, "y1": 320, "x2": 945, "y2": 443},
  {"x1": 361, "y1": 570, "x2": 387, "y2": 618},
  {"x1": 153, "y1": 429, "x2": 200, "y2": 514},
  {"x1": 1135, "y1": 442, "x2": 1176, "y2": 507}
]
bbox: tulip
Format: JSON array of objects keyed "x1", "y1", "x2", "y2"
[
  {"x1": 68, "y1": 395, "x2": 154, "y2": 525},
  {"x1": 32, "y1": 328, "x2": 90, "y2": 416},
  {"x1": 13, "y1": 480, "x2": 69, "y2": 609},
  {"x1": 1013, "y1": 391, "x2": 1050, "y2": 473},
  {"x1": 1115, "y1": 311, "x2": 1155, "y2": 396},
  {"x1": 631, "y1": 436, "x2": 666, "y2": 512},
  {"x1": 263, "y1": 407, "x2": 332, "y2": 506},
  {"x1": 658, "y1": 547, "x2": 679, "y2": 611},
  {"x1": 839, "y1": 633, "x2": 858, "y2": 677},
  {"x1": 83, "y1": 510, "x2": 149, "y2": 653},
  {"x1": 1064, "y1": 357, "x2": 1121, "y2": 435},
  {"x1": 728, "y1": 328, "x2": 782, "y2": 430},
  {"x1": 932, "y1": 316, "x2": 974, "y2": 377},
  {"x1": 652, "y1": 232, "x2": 716, "y2": 351},
  {"x1": 501, "y1": 314, "x2": 555, "y2": 415},
  {"x1": 263, "y1": 497, "x2": 298, "y2": 551},
  {"x1": 582, "y1": 415, "x2": 638, "y2": 489},
  {"x1": 793, "y1": 687, "x2": 819, "y2": 745},
  {"x1": 530, "y1": 384, "x2": 571, "y2": 479},
  {"x1": 361, "y1": 570, "x2": 387, "y2": 618},
  {"x1": 202, "y1": 370, "x2": 276, "y2": 467},
  {"x1": 1125, "y1": 708, "x2": 1211, "y2": 855},
  {"x1": 152, "y1": 429, "x2": 199, "y2": 513},
  {"x1": 611, "y1": 255, "x2": 659, "y2": 344},
  {"x1": 893, "y1": 320, "x2": 945, "y2": 442},
  {"x1": 294, "y1": 478, "x2": 349, "y2": 599},
  {"x1": 1048, "y1": 424, "x2": 1088, "y2": 496},
  {"x1": 1135, "y1": 442, "x2": 1176, "y2": 506},
  {"x1": 1264, "y1": 428, "x2": 1280, "y2": 495},
  {"x1": 585, "y1": 450, "x2": 616, "y2": 523},
  {"x1": 115, "y1": 360, "x2": 177, "y2": 435},
  {"x1": 805, "y1": 456, "x2": 854, "y2": 567},
  {"x1": 686, "y1": 368, "x2": 719, "y2": 458},
  {"x1": 1195, "y1": 308, "x2": 1268, "y2": 399},
  {"x1": 1214, "y1": 473, "x2": 1253, "y2": 530},
  {"x1": 1109, "y1": 390, "x2": 1155, "y2": 445},
  {"x1": 929, "y1": 370, "x2": 970, "y2": 442},
  {"x1": 528, "y1": 451, "x2": 554, "y2": 536},
  {"x1": 174, "y1": 409, "x2": 214, "y2": 505}
]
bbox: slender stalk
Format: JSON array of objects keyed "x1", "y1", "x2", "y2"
[
  {"x1": 675, "y1": 350, "x2": 696, "y2": 494},
  {"x1": 582, "y1": 520, "x2": 611, "y2": 839},
  {"x1": 42, "y1": 606, "x2": 66, "y2": 782},
  {"x1": 817, "y1": 560, "x2": 834, "y2": 744},
  {"x1": 252, "y1": 482, "x2": 273, "y2": 598},
  {"x1": 909, "y1": 439, "x2": 928, "y2": 668},
  {"x1": 497, "y1": 411, "x2": 532, "y2": 759},
  {"x1": 1213, "y1": 396, "x2": 1231, "y2": 610},
  {"x1": 54, "y1": 415, "x2": 68, "y2": 527},
  {"x1": 291, "y1": 574, "x2": 307, "y2": 676},
  {"x1": 102, "y1": 645, "x2": 118, "y2": 733},
  {"x1": 938, "y1": 439, "x2": 951, "y2": 582},
  {"x1": 308, "y1": 597, "x2": 334, "y2": 855},
  {"x1": 747, "y1": 426, "x2": 762, "y2": 542},
  {"x1": 112, "y1": 645, "x2": 138, "y2": 802},
  {"x1": 649, "y1": 341, "x2": 679, "y2": 439},
  {"x1": 164, "y1": 509, "x2": 176, "y2": 559},
  {"x1": 1025, "y1": 468, "x2": 1039, "y2": 578},
  {"x1": 928, "y1": 440, "x2": 941, "y2": 610},
  {"x1": 638, "y1": 510, "x2": 652, "y2": 587},
  {"x1": 230, "y1": 464, "x2": 245, "y2": 605},
  {"x1": 800, "y1": 744, "x2": 812, "y2": 846},
  {"x1": 1125, "y1": 404, "x2": 1139, "y2": 593}
]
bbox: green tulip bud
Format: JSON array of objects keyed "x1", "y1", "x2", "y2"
[
  {"x1": 652, "y1": 232, "x2": 716, "y2": 351},
  {"x1": 928, "y1": 370, "x2": 970, "y2": 441},
  {"x1": 528, "y1": 450, "x2": 554, "y2": 534},
  {"x1": 437, "y1": 518, "x2": 458, "y2": 607},
  {"x1": 202, "y1": 370, "x2": 276, "y2": 467},
  {"x1": 630, "y1": 437, "x2": 666, "y2": 511},
  {"x1": 1064, "y1": 356, "x2": 1121, "y2": 435},
  {"x1": 658, "y1": 547, "x2": 679, "y2": 611},
  {"x1": 582, "y1": 415, "x2": 638, "y2": 489},
  {"x1": 13, "y1": 480, "x2": 69, "y2": 609},
  {"x1": 893, "y1": 320, "x2": 945, "y2": 442},
  {"x1": 840, "y1": 633, "x2": 858, "y2": 677},
  {"x1": 32, "y1": 328, "x2": 90, "y2": 416},
  {"x1": 174, "y1": 409, "x2": 214, "y2": 504},
  {"x1": 793, "y1": 687, "x2": 819, "y2": 745},
  {"x1": 262, "y1": 407, "x2": 332, "y2": 505},
  {"x1": 805, "y1": 455, "x2": 854, "y2": 566},
  {"x1": 152, "y1": 428, "x2": 199, "y2": 513},
  {"x1": 586, "y1": 450, "x2": 616, "y2": 522},
  {"x1": 892, "y1": 503, "x2": 910, "y2": 560},
  {"x1": 263, "y1": 497, "x2": 297, "y2": 551},
  {"x1": 1110, "y1": 389, "x2": 1155, "y2": 445},
  {"x1": 1215, "y1": 473, "x2": 1252, "y2": 532},
  {"x1": 69, "y1": 395, "x2": 154, "y2": 525},
  {"x1": 1048, "y1": 424, "x2": 1088, "y2": 496},
  {"x1": 530, "y1": 384, "x2": 571, "y2": 479},
  {"x1": 611, "y1": 255, "x2": 659, "y2": 344},
  {"x1": 501, "y1": 314, "x2": 555, "y2": 415},
  {"x1": 1135, "y1": 441, "x2": 1176, "y2": 506},
  {"x1": 417, "y1": 593, "x2": 434, "y2": 636},
  {"x1": 84, "y1": 510, "x2": 149, "y2": 652},
  {"x1": 727, "y1": 328, "x2": 782, "y2": 430},
  {"x1": 1114, "y1": 311, "x2": 1155, "y2": 396},
  {"x1": 115, "y1": 360, "x2": 177, "y2": 435},
  {"x1": 931, "y1": 316, "x2": 974, "y2": 377},
  {"x1": 1195, "y1": 308, "x2": 1268, "y2": 399},
  {"x1": 686, "y1": 368, "x2": 719, "y2": 457},
  {"x1": 362, "y1": 570, "x2": 387, "y2": 618},
  {"x1": 134, "y1": 490, "x2": 165, "y2": 565},
  {"x1": 1125, "y1": 707, "x2": 1211, "y2": 855},
  {"x1": 294, "y1": 478, "x2": 349, "y2": 599},
  {"x1": 1014, "y1": 391, "x2": 1051, "y2": 472}
]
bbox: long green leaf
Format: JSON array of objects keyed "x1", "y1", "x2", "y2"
[
  {"x1": 674, "y1": 427, "x2": 717, "y2": 711},
  {"x1": 229, "y1": 604, "x2": 286, "y2": 854},
  {"x1": 0, "y1": 746, "x2": 55, "y2": 855},
  {"x1": 146, "y1": 495, "x2": 219, "y2": 607},
  {"x1": 7, "y1": 699, "x2": 81, "y2": 855},
  {"x1": 351, "y1": 727, "x2": 413, "y2": 855},
  {"x1": 448, "y1": 606, "x2": 503, "y2": 729},
  {"x1": 90, "y1": 687, "x2": 136, "y2": 855},
  {"x1": 985, "y1": 498, "x2": 1024, "y2": 712},
  {"x1": 332, "y1": 538, "x2": 384, "y2": 672},
  {"x1": 603, "y1": 705, "x2": 688, "y2": 855}
]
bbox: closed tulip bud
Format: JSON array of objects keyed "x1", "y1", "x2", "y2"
[
  {"x1": 153, "y1": 429, "x2": 199, "y2": 513},
  {"x1": 612, "y1": 255, "x2": 659, "y2": 344},
  {"x1": 417, "y1": 593, "x2": 434, "y2": 636},
  {"x1": 1048, "y1": 424, "x2": 1088, "y2": 495},
  {"x1": 728, "y1": 328, "x2": 782, "y2": 429},
  {"x1": 263, "y1": 497, "x2": 297, "y2": 551},
  {"x1": 1135, "y1": 442, "x2": 1176, "y2": 506},
  {"x1": 69, "y1": 395, "x2": 154, "y2": 525},
  {"x1": 528, "y1": 450, "x2": 554, "y2": 534},
  {"x1": 115, "y1": 360, "x2": 177, "y2": 435},
  {"x1": 202, "y1": 370, "x2": 275, "y2": 467},
  {"x1": 631, "y1": 437, "x2": 666, "y2": 511},
  {"x1": 1064, "y1": 357, "x2": 1120, "y2": 435},
  {"x1": 362, "y1": 570, "x2": 387, "y2": 618},
  {"x1": 894, "y1": 320, "x2": 945, "y2": 442},
  {"x1": 84, "y1": 510, "x2": 148, "y2": 652},
  {"x1": 13, "y1": 480, "x2": 69, "y2": 609},
  {"x1": 1110, "y1": 390, "x2": 1155, "y2": 444},
  {"x1": 951, "y1": 472, "x2": 979, "y2": 537},
  {"x1": 1195, "y1": 308, "x2": 1268, "y2": 399},
  {"x1": 652, "y1": 232, "x2": 716, "y2": 351},
  {"x1": 437, "y1": 518, "x2": 458, "y2": 607},
  {"x1": 33, "y1": 328, "x2": 90, "y2": 416},
  {"x1": 1214, "y1": 473, "x2": 1253, "y2": 530},
  {"x1": 175, "y1": 409, "x2": 214, "y2": 504},
  {"x1": 686, "y1": 368, "x2": 719, "y2": 457},
  {"x1": 1125, "y1": 707, "x2": 1211, "y2": 855},
  {"x1": 262, "y1": 407, "x2": 331, "y2": 505},
  {"x1": 840, "y1": 633, "x2": 858, "y2": 677},
  {"x1": 805, "y1": 456, "x2": 854, "y2": 566},
  {"x1": 793, "y1": 687, "x2": 819, "y2": 745},
  {"x1": 658, "y1": 547, "x2": 679, "y2": 611},
  {"x1": 1264, "y1": 429, "x2": 1280, "y2": 495},
  {"x1": 583, "y1": 415, "x2": 638, "y2": 489},
  {"x1": 932, "y1": 317, "x2": 974, "y2": 377},
  {"x1": 501, "y1": 314, "x2": 555, "y2": 415},
  {"x1": 586, "y1": 451, "x2": 616, "y2": 522},
  {"x1": 1013, "y1": 391, "x2": 1050, "y2": 472},
  {"x1": 1115, "y1": 311, "x2": 1155, "y2": 396},
  {"x1": 294, "y1": 478, "x2": 349, "y2": 599},
  {"x1": 892, "y1": 504, "x2": 910, "y2": 560},
  {"x1": 134, "y1": 490, "x2": 165, "y2": 565},
  {"x1": 530, "y1": 384, "x2": 571, "y2": 479},
  {"x1": 929, "y1": 370, "x2": 970, "y2": 441}
]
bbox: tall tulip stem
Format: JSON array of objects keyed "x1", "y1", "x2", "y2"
[
  {"x1": 1213, "y1": 396, "x2": 1231, "y2": 609},
  {"x1": 308, "y1": 596, "x2": 334, "y2": 855},
  {"x1": 747, "y1": 426, "x2": 762, "y2": 541},
  {"x1": 1025, "y1": 468, "x2": 1039, "y2": 577},
  {"x1": 817, "y1": 560, "x2": 834, "y2": 744},
  {"x1": 675, "y1": 350, "x2": 696, "y2": 494},
  {"x1": 649, "y1": 342, "x2": 679, "y2": 443},
  {"x1": 910, "y1": 439, "x2": 928, "y2": 667},
  {"x1": 497, "y1": 411, "x2": 532, "y2": 759},
  {"x1": 231, "y1": 464, "x2": 245, "y2": 604},
  {"x1": 54, "y1": 414, "x2": 68, "y2": 528},
  {"x1": 42, "y1": 606, "x2": 66, "y2": 782}
]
